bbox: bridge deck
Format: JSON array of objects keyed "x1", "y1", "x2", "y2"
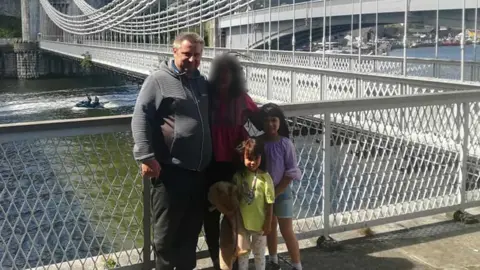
[{"x1": 197, "y1": 207, "x2": 480, "y2": 270}]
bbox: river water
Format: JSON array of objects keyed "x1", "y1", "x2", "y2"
[{"x1": 0, "y1": 47, "x2": 471, "y2": 269}]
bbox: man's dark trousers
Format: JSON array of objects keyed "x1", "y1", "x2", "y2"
[{"x1": 151, "y1": 163, "x2": 205, "y2": 270}]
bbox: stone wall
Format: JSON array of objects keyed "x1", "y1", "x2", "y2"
[
  {"x1": 0, "y1": 44, "x2": 17, "y2": 77},
  {"x1": 0, "y1": 42, "x2": 95, "y2": 79}
]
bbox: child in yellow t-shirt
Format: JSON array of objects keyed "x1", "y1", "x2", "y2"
[{"x1": 233, "y1": 138, "x2": 275, "y2": 270}]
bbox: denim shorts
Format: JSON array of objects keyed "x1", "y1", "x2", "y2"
[{"x1": 274, "y1": 185, "x2": 294, "y2": 219}]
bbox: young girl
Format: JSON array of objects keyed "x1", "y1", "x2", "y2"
[
  {"x1": 233, "y1": 138, "x2": 275, "y2": 270},
  {"x1": 259, "y1": 103, "x2": 303, "y2": 270}
]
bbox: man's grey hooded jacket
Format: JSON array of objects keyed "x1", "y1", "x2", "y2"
[{"x1": 131, "y1": 60, "x2": 212, "y2": 172}]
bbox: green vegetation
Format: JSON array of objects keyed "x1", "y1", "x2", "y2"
[
  {"x1": 104, "y1": 258, "x2": 118, "y2": 269},
  {"x1": 0, "y1": 15, "x2": 21, "y2": 38},
  {"x1": 80, "y1": 52, "x2": 93, "y2": 70}
]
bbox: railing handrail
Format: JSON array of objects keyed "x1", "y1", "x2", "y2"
[
  {"x1": 3, "y1": 89, "x2": 480, "y2": 143},
  {"x1": 76, "y1": 39, "x2": 480, "y2": 66},
  {"x1": 40, "y1": 41, "x2": 480, "y2": 89}
]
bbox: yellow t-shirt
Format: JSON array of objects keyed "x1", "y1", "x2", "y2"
[{"x1": 233, "y1": 169, "x2": 275, "y2": 232}]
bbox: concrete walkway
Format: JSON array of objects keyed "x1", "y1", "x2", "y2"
[{"x1": 197, "y1": 207, "x2": 480, "y2": 270}]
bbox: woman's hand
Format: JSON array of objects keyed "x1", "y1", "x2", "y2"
[{"x1": 262, "y1": 221, "x2": 272, "y2": 235}]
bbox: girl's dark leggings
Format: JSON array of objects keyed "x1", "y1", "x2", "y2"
[{"x1": 203, "y1": 161, "x2": 239, "y2": 270}]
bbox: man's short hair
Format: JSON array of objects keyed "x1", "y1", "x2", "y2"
[{"x1": 173, "y1": 32, "x2": 205, "y2": 48}]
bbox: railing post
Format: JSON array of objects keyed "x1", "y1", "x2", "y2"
[
  {"x1": 460, "y1": 102, "x2": 469, "y2": 207},
  {"x1": 143, "y1": 176, "x2": 152, "y2": 270},
  {"x1": 291, "y1": 70, "x2": 297, "y2": 103},
  {"x1": 267, "y1": 68, "x2": 273, "y2": 101},
  {"x1": 322, "y1": 113, "x2": 332, "y2": 237}
]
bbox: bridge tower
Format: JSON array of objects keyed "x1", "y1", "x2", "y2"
[
  {"x1": 20, "y1": 0, "x2": 30, "y2": 42},
  {"x1": 17, "y1": 0, "x2": 40, "y2": 78}
]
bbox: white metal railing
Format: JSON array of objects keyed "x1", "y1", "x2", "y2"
[
  {"x1": 39, "y1": 40, "x2": 480, "y2": 107},
  {"x1": 2, "y1": 91, "x2": 480, "y2": 269},
  {"x1": 42, "y1": 37, "x2": 480, "y2": 82}
]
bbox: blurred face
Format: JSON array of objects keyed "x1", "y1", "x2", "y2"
[
  {"x1": 244, "y1": 152, "x2": 261, "y2": 172},
  {"x1": 173, "y1": 39, "x2": 203, "y2": 75},
  {"x1": 263, "y1": 116, "x2": 280, "y2": 137},
  {"x1": 219, "y1": 70, "x2": 232, "y2": 95}
]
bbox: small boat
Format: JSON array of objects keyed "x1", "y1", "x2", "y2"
[{"x1": 74, "y1": 101, "x2": 108, "y2": 109}]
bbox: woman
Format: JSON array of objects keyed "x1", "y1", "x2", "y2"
[{"x1": 204, "y1": 52, "x2": 263, "y2": 270}]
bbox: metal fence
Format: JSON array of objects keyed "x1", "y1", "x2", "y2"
[
  {"x1": 42, "y1": 37, "x2": 480, "y2": 83},
  {"x1": 39, "y1": 40, "x2": 480, "y2": 106},
  {"x1": 2, "y1": 90, "x2": 480, "y2": 269}
]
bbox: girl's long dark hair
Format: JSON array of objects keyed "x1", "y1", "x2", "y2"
[
  {"x1": 209, "y1": 52, "x2": 247, "y2": 99},
  {"x1": 259, "y1": 103, "x2": 290, "y2": 138}
]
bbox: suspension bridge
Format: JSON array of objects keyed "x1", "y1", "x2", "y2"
[{"x1": 2, "y1": 0, "x2": 480, "y2": 269}]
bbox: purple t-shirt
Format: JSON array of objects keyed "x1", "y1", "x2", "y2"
[{"x1": 264, "y1": 137, "x2": 302, "y2": 186}]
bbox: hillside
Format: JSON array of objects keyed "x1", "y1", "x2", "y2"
[
  {"x1": 0, "y1": 15, "x2": 21, "y2": 38},
  {"x1": 0, "y1": 0, "x2": 20, "y2": 18}
]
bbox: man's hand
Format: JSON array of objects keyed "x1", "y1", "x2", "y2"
[{"x1": 141, "y1": 159, "x2": 161, "y2": 178}]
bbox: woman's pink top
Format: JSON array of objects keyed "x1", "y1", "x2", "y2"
[{"x1": 211, "y1": 93, "x2": 259, "y2": 162}]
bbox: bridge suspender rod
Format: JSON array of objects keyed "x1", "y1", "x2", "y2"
[
  {"x1": 461, "y1": 0, "x2": 466, "y2": 82},
  {"x1": 214, "y1": 0, "x2": 216, "y2": 53},
  {"x1": 293, "y1": 0, "x2": 296, "y2": 56},
  {"x1": 323, "y1": 0, "x2": 326, "y2": 61},
  {"x1": 269, "y1": 0, "x2": 272, "y2": 55},
  {"x1": 435, "y1": 0, "x2": 439, "y2": 59},
  {"x1": 278, "y1": 0, "x2": 280, "y2": 50},
  {"x1": 375, "y1": 0, "x2": 378, "y2": 55},
  {"x1": 351, "y1": 0, "x2": 354, "y2": 55},
  {"x1": 359, "y1": 0, "x2": 362, "y2": 64},
  {"x1": 329, "y1": 0, "x2": 332, "y2": 50},
  {"x1": 475, "y1": 0, "x2": 478, "y2": 62},
  {"x1": 247, "y1": 2, "x2": 249, "y2": 52},
  {"x1": 309, "y1": 0, "x2": 313, "y2": 53},
  {"x1": 403, "y1": 0, "x2": 408, "y2": 76},
  {"x1": 229, "y1": 0, "x2": 232, "y2": 49}
]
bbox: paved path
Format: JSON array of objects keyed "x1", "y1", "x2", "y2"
[{"x1": 197, "y1": 207, "x2": 480, "y2": 270}]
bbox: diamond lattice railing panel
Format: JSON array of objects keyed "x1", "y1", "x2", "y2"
[
  {"x1": 355, "y1": 59, "x2": 375, "y2": 73},
  {"x1": 438, "y1": 64, "x2": 462, "y2": 81},
  {"x1": 295, "y1": 72, "x2": 322, "y2": 102},
  {"x1": 330, "y1": 57, "x2": 351, "y2": 72},
  {"x1": 362, "y1": 80, "x2": 401, "y2": 98},
  {"x1": 246, "y1": 67, "x2": 268, "y2": 100},
  {"x1": 251, "y1": 51, "x2": 268, "y2": 63},
  {"x1": 310, "y1": 56, "x2": 328, "y2": 69},
  {"x1": 328, "y1": 104, "x2": 464, "y2": 227},
  {"x1": 271, "y1": 69, "x2": 292, "y2": 103},
  {"x1": 294, "y1": 55, "x2": 310, "y2": 67},
  {"x1": 466, "y1": 102, "x2": 480, "y2": 202},
  {"x1": 376, "y1": 60, "x2": 403, "y2": 75},
  {"x1": 288, "y1": 117, "x2": 326, "y2": 233},
  {"x1": 406, "y1": 63, "x2": 434, "y2": 78},
  {"x1": 278, "y1": 53, "x2": 294, "y2": 66},
  {"x1": 410, "y1": 86, "x2": 447, "y2": 95},
  {"x1": 0, "y1": 133, "x2": 146, "y2": 270},
  {"x1": 325, "y1": 76, "x2": 356, "y2": 100}
]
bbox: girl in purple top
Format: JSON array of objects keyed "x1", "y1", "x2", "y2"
[{"x1": 258, "y1": 103, "x2": 303, "y2": 270}]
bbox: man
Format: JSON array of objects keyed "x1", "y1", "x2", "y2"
[
  {"x1": 131, "y1": 32, "x2": 212, "y2": 270},
  {"x1": 86, "y1": 94, "x2": 92, "y2": 105},
  {"x1": 93, "y1": 96, "x2": 99, "y2": 106}
]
